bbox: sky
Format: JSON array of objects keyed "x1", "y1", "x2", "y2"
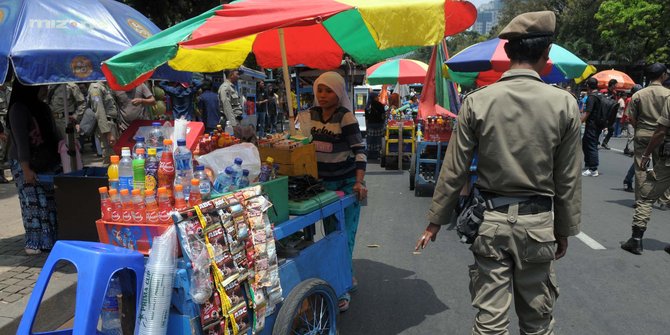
[{"x1": 469, "y1": 0, "x2": 489, "y2": 9}]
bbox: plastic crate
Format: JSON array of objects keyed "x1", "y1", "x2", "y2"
[
  {"x1": 95, "y1": 219, "x2": 173, "y2": 256},
  {"x1": 263, "y1": 176, "x2": 289, "y2": 224}
]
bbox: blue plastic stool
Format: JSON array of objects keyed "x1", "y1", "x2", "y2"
[{"x1": 18, "y1": 241, "x2": 145, "y2": 335}]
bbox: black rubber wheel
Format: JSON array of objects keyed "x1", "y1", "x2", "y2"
[
  {"x1": 272, "y1": 279, "x2": 338, "y2": 335},
  {"x1": 409, "y1": 153, "x2": 416, "y2": 190},
  {"x1": 380, "y1": 154, "x2": 386, "y2": 167}
]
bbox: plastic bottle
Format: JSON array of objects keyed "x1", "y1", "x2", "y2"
[
  {"x1": 109, "y1": 189, "x2": 122, "y2": 222},
  {"x1": 107, "y1": 155, "x2": 120, "y2": 190},
  {"x1": 174, "y1": 184, "x2": 188, "y2": 211},
  {"x1": 157, "y1": 139, "x2": 175, "y2": 202},
  {"x1": 157, "y1": 187, "x2": 172, "y2": 224},
  {"x1": 120, "y1": 189, "x2": 132, "y2": 222},
  {"x1": 174, "y1": 139, "x2": 193, "y2": 198},
  {"x1": 194, "y1": 165, "x2": 211, "y2": 200},
  {"x1": 132, "y1": 136, "x2": 147, "y2": 159},
  {"x1": 148, "y1": 122, "x2": 165, "y2": 154},
  {"x1": 132, "y1": 148, "x2": 146, "y2": 191},
  {"x1": 144, "y1": 189, "x2": 159, "y2": 224},
  {"x1": 130, "y1": 189, "x2": 145, "y2": 224},
  {"x1": 189, "y1": 178, "x2": 202, "y2": 207},
  {"x1": 144, "y1": 147, "x2": 159, "y2": 193},
  {"x1": 99, "y1": 187, "x2": 112, "y2": 221},
  {"x1": 259, "y1": 157, "x2": 274, "y2": 182},
  {"x1": 118, "y1": 147, "x2": 133, "y2": 191},
  {"x1": 237, "y1": 169, "x2": 250, "y2": 189},
  {"x1": 230, "y1": 157, "x2": 244, "y2": 184},
  {"x1": 100, "y1": 275, "x2": 123, "y2": 335},
  {"x1": 225, "y1": 121, "x2": 234, "y2": 136},
  {"x1": 213, "y1": 167, "x2": 235, "y2": 193}
]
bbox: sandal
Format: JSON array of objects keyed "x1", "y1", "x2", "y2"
[
  {"x1": 350, "y1": 277, "x2": 358, "y2": 293},
  {"x1": 25, "y1": 248, "x2": 42, "y2": 255},
  {"x1": 338, "y1": 293, "x2": 351, "y2": 312}
]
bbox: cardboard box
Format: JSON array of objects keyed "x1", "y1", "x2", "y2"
[{"x1": 258, "y1": 143, "x2": 318, "y2": 178}]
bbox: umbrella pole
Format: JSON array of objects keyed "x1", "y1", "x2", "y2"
[{"x1": 279, "y1": 28, "x2": 295, "y2": 136}]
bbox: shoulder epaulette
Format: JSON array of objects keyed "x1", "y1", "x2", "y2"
[{"x1": 463, "y1": 85, "x2": 489, "y2": 99}]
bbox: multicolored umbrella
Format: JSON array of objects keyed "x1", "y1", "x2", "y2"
[
  {"x1": 444, "y1": 38, "x2": 596, "y2": 87},
  {"x1": 366, "y1": 59, "x2": 428, "y2": 85},
  {"x1": 102, "y1": 0, "x2": 477, "y2": 90},
  {"x1": 592, "y1": 69, "x2": 635, "y2": 91}
]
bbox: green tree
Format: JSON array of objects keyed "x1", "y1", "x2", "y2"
[
  {"x1": 556, "y1": 0, "x2": 607, "y2": 62},
  {"x1": 122, "y1": 0, "x2": 222, "y2": 29}
]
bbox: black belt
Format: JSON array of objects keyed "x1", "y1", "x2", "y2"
[{"x1": 481, "y1": 192, "x2": 552, "y2": 215}]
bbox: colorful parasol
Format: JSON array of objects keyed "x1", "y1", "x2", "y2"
[
  {"x1": 444, "y1": 38, "x2": 596, "y2": 87},
  {"x1": 102, "y1": 0, "x2": 477, "y2": 90},
  {"x1": 592, "y1": 69, "x2": 635, "y2": 91},
  {"x1": 366, "y1": 59, "x2": 429, "y2": 85}
]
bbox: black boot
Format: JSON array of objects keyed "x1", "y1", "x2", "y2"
[
  {"x1": 665, "y1": 245, "x2": 670, "y2": 255},
  {"x1": 621, "y1": 227, "x2": 645, "y2": 255}
]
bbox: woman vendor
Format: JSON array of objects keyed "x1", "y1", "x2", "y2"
[{"x1": 297, "y1": 72, "x2": 368, "y2": 312}]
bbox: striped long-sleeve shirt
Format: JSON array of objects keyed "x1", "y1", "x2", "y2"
[{"x1": 305, "y1": 107, "x2": 367, "y2": 181}]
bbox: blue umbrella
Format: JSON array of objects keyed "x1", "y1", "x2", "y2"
[{"x1": 0, "y1": 0, "x2": 189, "y2": 85}]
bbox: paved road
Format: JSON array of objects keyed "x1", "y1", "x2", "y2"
[{"x1": 340, "y1": 136, "x2": 670, "y2": 334}]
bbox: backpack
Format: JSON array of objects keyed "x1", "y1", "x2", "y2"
[{"x1": 589, "y1": 93, "x2": 619, "y2": 130}]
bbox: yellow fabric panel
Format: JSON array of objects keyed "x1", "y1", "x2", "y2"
[
  {"x1": 168, "y1": 35, "x2": 256, "y2": 72},
  {"x1": 336, "y1": 0, "x2": 445, "y2": 49},
  {"x1": 575, "y1": 64, "x2": 597, "y2": 84}
]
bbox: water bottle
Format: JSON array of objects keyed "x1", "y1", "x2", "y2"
[
  {"x1": 194, "y1": 165, "x2": 211, "y2": 200},
  {"x1": 148, "y1": 122, "x2": 165, "y2": 154},
  {"x1": 259, "y1": 157, "x2": 274, "y2": 182},
  {"x1": 213, "y1": 167, "x2": 235, "y2": 193},
  {"x1": 100, "y1": 275, "x2": 123, "y2": 335},
  {"x1": 132, "y1": 148, "x2": 146, "y2": 191},
  {"x1": 118, "y1": 147, "x2": 133, "y2": 191},
  {"x1": 107, "y1": 155, "x2": 120, "y2": 190},
  {"x1": 237, "y1": 169, "x2": 250, "y2": 189},
  {"x1": 174, "y1": 139, "x2": 193, "y2": 197},
  {"x1": 132, "y1": 136, "x2": 147, "y2": 159},
  {"x1": 225, "y1": 120, "x2": 234, "y2": 136},
  {"x1": 144, "y1": 148, "x2": 159, "y2": 193},
  {"x1": 230, "y1": 157, "x2": 243, "y2": 184}
]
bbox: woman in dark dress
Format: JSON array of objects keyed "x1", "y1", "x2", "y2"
[{"x1": 364, "y1": 92, "x2": 386, "y2": 160}]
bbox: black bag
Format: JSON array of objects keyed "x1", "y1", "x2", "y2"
[
  {"x1": 28, "y1": 104, "x2": 61, "y2": 173},
  {"x1": 455, "y1": 188, "x2": 486, "y2": 244},
  {"x1": 590, "y1": 93, "x2": 619, "y2": 130}
]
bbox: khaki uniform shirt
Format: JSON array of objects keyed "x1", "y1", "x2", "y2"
[
  {"x1": 656, "y1": 97, "x2": 670, "y2": 139},
  {"x1": 48, "y1": 83, "x2": 86, "y2": 120},
  {"x1": 88, "y1": 82, "x2": 118, "y2": 134},
  {"x1": 218, "y1": 80, "x2": 243, "y2": 125},
  {"x1": 427, "y1": 69, "x2": 582, "y2": 238},
  {"x1": 0, "y1": 86, "x2": 11, "y2": 115},
  {"x1": 627, "y1": 83, "x2": 670, "y2": 132}
]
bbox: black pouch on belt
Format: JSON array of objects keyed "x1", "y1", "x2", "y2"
[{"x1": 456, "y1": 188, "x2": 486, "y2": 244}]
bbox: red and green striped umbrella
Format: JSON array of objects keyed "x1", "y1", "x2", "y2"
[
  {"x1": 366, "y1": 59, "x2": 429, "y2": 85},
  {"x1": 102, "y1": 0, "x2": 477, "y2": 90}
]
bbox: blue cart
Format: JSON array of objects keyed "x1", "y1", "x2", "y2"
[{"x1": 170, "y1": 195, "x2": 356, "y2": 335}]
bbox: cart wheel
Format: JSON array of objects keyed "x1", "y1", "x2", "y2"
[
  {"x1": 380, "y1": 154, "x2": 386, "y2": 167},
  {"x1": 409, "y1": 153, "x2": 416, "y2": 190},
  {"x1": 272, "y1": 279, "x2": 338, "y2": 335}
]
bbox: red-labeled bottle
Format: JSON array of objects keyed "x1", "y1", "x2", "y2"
[
  {"x1": 109, "y1": 189, "x2": 123, "y2": 222},
  {"x1": 120, "y1": 189, "x2": 133, "y2": 223},
  {"x1": 99, "y1": 187, "x2": 112, "y2": 221},
  {"x1": 131, "y1": 189, "x2": 145, "y2": 224},
  {"x1": 189, "y1": 178, "x2": 202, "y2": 207},
  {"x1": 144, "y1": 189, "x2": 159, "y2": 224},
  {"x1": 157, "y1": 139, "x2": 175, "y2": 203},
  {"x1": 157, "y1": 187, "x2": 172, "y2": 224},
  {"x1": 174, "y1": 184, "x2": 188, "y2": 211}
]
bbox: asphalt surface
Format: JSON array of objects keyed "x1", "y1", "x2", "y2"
[{"x1": 340, "y1": 136, "x2": 670, "y2": 334}]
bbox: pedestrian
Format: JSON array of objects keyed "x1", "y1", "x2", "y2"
[
  {"x1": 581, "y1": 77, "x2": 601, "y2": 176},
  {"x1": 621, "y1": 63, "x2": 670, "y2": 255},
  {"x1": 416, "y1": 12, "x2": 581, "y2": 335},
  {"x1": 112, "y1": 83, "x2": 156, "y2": 133},
  {"x1": 267, "y1": 84, "x2": 278, "y2": 133},
  {"x1": 158, "y1": 80, "x2": 202, "y2": 121},
  {"x1": 296, "y1": 71, "x2": 367, "y2": 312},
  {"x1": 364, "y1": 92, "x2": 385, "y2": 160},
  {"x1": 255, "y1": 80, "x2": 268, "y2": 137},
  {"x1": 47, "y1": 83, "x2": 86, "y2": 141},
  {"x1": 87, "y1": 82, "x2": 118, "y2": 165},
  {"x1": 600, "y1": 79, "x2": 619, "y2": 149},
  {"x1": 0, "y1": 82, "x2": 12, "y2": 182},
  {"x1": 218, "y1": 69, "x2": 244, "y2": 129},
  {"x1": 198, "y1": 80, "x2": 222, "y2": 133},
  {"x1": 7, "y1": 81, "x2": 61, "y2": 255}
]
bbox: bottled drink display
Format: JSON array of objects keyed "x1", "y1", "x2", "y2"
[
  {"x1": 174, "y1": 184, "x2": 188, "y2": 212},
  {"x1": 131, "y1": 189, "x2": 145, "y2": 224},
  {"x1": 259, "y1": 157, "x2": 275, "y2": 182},
  {"x1": 107, "y1": 155, "x2": 120, "y2": 190},
  {"x1": 118, "y1": 147, "x2": 133, "y2": 191},
  {"x1": 144, "y1": 148, "x2": 159, "y2": 193},
  {"x1": 132, "y1": 136, "x2": 147, "y2": 159},
  {"x1": 189, "y1": 178, "x2": 202, "y2": 207},
  {"x1": 157, "y1": 139, "x2": 175, "y2": 201},
  {"x1": 132, "y1": 148, "x2": 146, "y2": 191},
  {"x1": 100, "y1": 275, "x2": 123, "y2": 335},
  {"x1": 230, "y1": 157, "x2": 244, "y2": 185},
  {"x1": 148, "y1": 122, "x2": 164, "y2": 151},
  {"x1": 213, "y1": 167, "x2": 235, "y2": 193},
  {"x1": 144, "y1": 189, "x2": 159, "y2": 224},
  {"x1": 99, "y1": 187, "x2": 112, "y2": 221},
  {"x1": 120, "y1": 189, "x2": 133, "y2": 224},
  {"x1": 157, "y1": 187, "x2": 172, "y2": 224},
  {"x1": 109, "y1": 189, "x2": 122, "y2": 222},
  {"x1": 237, "y1": 169, "x2": 250, "y2": 189},
  {"x1": 194, "y1": 165, "x2": 211, "y2": 200},
  {"x1": 174, "y1": 139, "x2": 193, "y2": 198}
]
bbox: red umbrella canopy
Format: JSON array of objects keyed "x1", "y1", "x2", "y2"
[{"x1": 592, "y1": 69, "x2": 636, "y2": 91}]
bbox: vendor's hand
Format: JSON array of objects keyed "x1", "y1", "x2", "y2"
[
  {"x1": 353, "y1": 181, "x2": 367, "y2": 201},
  {"x1": 415, "y1": 223, "x2": 441, "y2": 251},
  {"x1": 131, "y1": 98, "x2": 143, "y2": 106},
  {"x1": 555, "y1": 236, "x2": 568, "y2": 260},
  {"x1": 23, "y1": 166, "x2": 37, "y2": 185},
  {"x1": 639, "y1": 155, "x2": 651, "y2": 171}
]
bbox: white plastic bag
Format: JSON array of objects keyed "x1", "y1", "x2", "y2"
[
  {"x1": 196, "y1": 143, "x2": 261, "y2": 181},
  {"x1": 172, "y1": 117, "x2": 188, "y2": 142}
]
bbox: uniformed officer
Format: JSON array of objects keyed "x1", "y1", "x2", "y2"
[
  {"x1": 415, "y1": 11, "x2": 581, "y2": 335},
  {"x1": 88, "y1": 82, "x2": 118, "y2": 165},
  {"x1": 47, "y1": 83, "x2": 86, "y2": 141},
  {"x1": 218, "y1": 69, "x2": 243, "y2": 127},
  {"x1": 622, "y1": 72, "x2": 670, "y2": 255}
]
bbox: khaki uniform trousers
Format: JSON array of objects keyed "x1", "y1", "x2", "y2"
[
  {"x1": 96, "y1": 124, "x2": 118, "y2": 165},
  {"x1": 469, "y1": 205, "x2": 559, "y2": 335},
  {"x1": 633, "y1": 157, "x2": 670, "y2": 229},
  {"x1": 633, "y1": 130, "x2": 670, "y2": 203}
]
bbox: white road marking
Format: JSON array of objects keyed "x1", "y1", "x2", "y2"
[
  {"x1": 611, "y1": 148, "x2": 623, "y2": 153},
  {"x1": 576, "y1": 232, "x2": 607, "y2": 250}
]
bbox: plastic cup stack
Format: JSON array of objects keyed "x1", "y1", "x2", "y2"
[{"x1": 135, "y1": 226, "x2": 177, "y2": 335}]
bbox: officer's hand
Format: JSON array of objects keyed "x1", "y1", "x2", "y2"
[
  {"x1": 415, "y1": 223, "x2": 441, "y2": 251},
  {"x1": 555, "y1": 237, "x2": 568, "y2": 260},
  {"x1": 639, "y1": 155, "x2": 651, "y2": 171},
  {"x1": 106, "y1": 132, "x2": 117, "y2": 146},
  {"x1": 131, "y1": 98, "x2": 143, "y2": 106}
]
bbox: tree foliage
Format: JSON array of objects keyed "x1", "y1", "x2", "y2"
[{"x1": 122, "y1": 0, "x2": 222, "y2": 29}]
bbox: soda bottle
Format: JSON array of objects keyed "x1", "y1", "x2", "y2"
[
  {"x1": 99, "y1": 187, "x2": 112, "y2": 221},
  {"x1": 144, "y1": 189, "x2": 159, "y2": 224},
  {"x1": 108, "y1": 155, "x2": 120, "y2": 190},
  {"x1": 157, "y1": 139, "x2": 175, "y2": 202},
  {"x1": 194, "y1": 165, "x2": 211, "y2": 200},
  {"x1": 132, "y1": 148, "x2": 146, "y2": 191},
  {"x1": 144, "y1": 147, "x2": 159, "y2": 193},
  {"x1": 189, "y1": 178, "x2": 202, "y2": 207},
  {"x1": 174, "y1": 184, "x2": 188, "y2": 211},
  {"x1": 100, "y1": 275, "x2": 123, "y2": 335},
  {"x1": 237, "y1": 169, "x2": 250, "y2": 189},
  {"x1": 132, "y1": 136, "x2": 147, "y2": 159},
  {"x1": 157, "y1": 187, "x2": 172, "y2": 224},
  {"x1": 213, "y1": 167, "x2": 235, "y2": 193},
  {"x1": 259, "y1": 157, "x2": 274, "y2": 182},
  {"x1": 120, "y1": 189, "x2": 133, "y2": 222},
  {"x1": 109, "y1": 189, "x2": 122, "y2": 222},
  {"x1": 118, "y1": 147, "x2": 133, "y2": 191},
  {"x1": 131, "y1": 189, "x2": 145, "y2": 224},
  {"x1": 148, "y1": 122, "x2": 165, "y2": 155}
]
